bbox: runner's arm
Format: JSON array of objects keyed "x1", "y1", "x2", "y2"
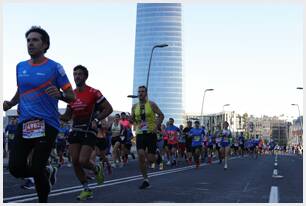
[
  {"x1": 61, "y1": 87, "x2": 75, "y2": 103},
  {"x1": 3, "y1": 90, "x2": 19, "y2": 111},
  {"x1": 150, "y1": 101, "x2": 164, "y2": 130},
  {"x1": 60, "y1": 105, "x2": 72, "y2": 122},
  {"x1": 95, "y1": 98, "x2": 113, "y2": 121}
]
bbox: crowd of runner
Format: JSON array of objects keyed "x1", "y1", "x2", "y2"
[{"x1": 3, "y1": 26, "x2": 304, "y2": 202}]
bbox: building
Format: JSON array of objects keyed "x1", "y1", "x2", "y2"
[
  {"x1": 289, "y1": 116, "x2": 303, "y2": 146},
  {"x1": 133, "y1": 3, "x2": 184, "y2": 125},
  {"x1": 186, "y1": 111, "x2": 239, "y2": 135}
]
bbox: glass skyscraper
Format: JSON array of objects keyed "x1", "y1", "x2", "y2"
[{"x1": 133, "y1": 3, "x2": 184, "y2": 125}]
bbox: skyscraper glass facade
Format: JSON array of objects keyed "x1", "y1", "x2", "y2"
[{"x1": 133, "y1": 3, "x2": 184, "y2": 125}]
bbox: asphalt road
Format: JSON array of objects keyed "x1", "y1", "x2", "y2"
[{"x1": 3, "y1": 153, "x2": 303, "y2": 203}]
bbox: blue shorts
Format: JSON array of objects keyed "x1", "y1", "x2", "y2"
[{"x1": 221, "y1": 141, "x2": 230, "y2": 148}]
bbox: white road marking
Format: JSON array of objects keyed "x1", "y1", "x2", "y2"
[
  {"x1": 269, "y1": 186, "x2": 279, "y2": 203},
  {"x1": 243, "y1": 182, "x2": 250, "y2": 192},
  {"x1": 5, "y1": 156, "x2": 241, "y2": 203}
]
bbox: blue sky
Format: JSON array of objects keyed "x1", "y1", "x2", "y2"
[{"x1": 2, "y1": 2, "x2": 303, "y2": 119}]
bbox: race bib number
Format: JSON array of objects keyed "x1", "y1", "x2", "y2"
[
  {"x1": 8, "y1": 134, "x2": 15, "y2": 140},
  {"x1": 140, "y1": 121, "x2": 148, "y2": 131},
  {"x1": 23, "y1": 120, "x2": 45, "y2": 139},
  {"x1": 194, "y1": 136, "x2": 200, "y2": 141},
  {"x1": 216, "y1": 138, "x2": 221, "y2": 143}
]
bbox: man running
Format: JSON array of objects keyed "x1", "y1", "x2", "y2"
[
  {"x1": 60, "y1": 65, "x2": 113, "y2": 200},
  {"x1": 131, "y1": 85, "x2": 164, "y2": 189},
  {"x1": 3, "y1": 26, "x2": 75, "y2": 202},
  {"x1": 188, "y1": 120, "x2": 205, "y2": 168},
  {"x1": 165, "y1": 118, "x2": 180, "y2": 166},
  {"x1": 183, "y1": 121, "x2": 193, "y2": 165}
]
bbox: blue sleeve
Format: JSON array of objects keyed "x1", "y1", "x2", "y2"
[{"x1": 55, "y1": 63, "x2": 71, "y2": 91}]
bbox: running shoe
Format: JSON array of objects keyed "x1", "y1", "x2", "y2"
[
  {"x1": 195, "y1": 160, "x2": 200, "y2": 169},
  {"x1": 139, "y1": 180, "x2": 150, "y2": 189},
  {"x1": 106, "y1": 163, "x2": 112, "y2": 175},
  {"x1": 159, "y1": 163, "x2": 164, "y2": 170},
  {"x1": 21, "y1": 179, "x2": 35, "y2": 190},
  {"x1": 95, "y1": 163, "x2": 104, "y2": 185},
  {"x1": 208, "y1": 156, "x2": 212, "y2": 164},
  {"x1": 77, "y1": 189, "x2": 93, "y2": 201}
]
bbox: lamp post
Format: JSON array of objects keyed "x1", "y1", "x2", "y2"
[
  {"x1": 200, "y1": 88, "x2": 214, "y2": 125},
  {"x1": 146, "y1": 44, "x2": 168, "y2": 90},
  {"x1": 223, "y1": 104, "x2": 230, "y2": 112},
  {"x1": 128, "y1": 43, "x2": 168, "y2": 99}
]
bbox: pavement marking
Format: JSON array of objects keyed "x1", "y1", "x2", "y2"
[
  {"x1": 5, "y1": 156, "x2": 242, "y2": 203},
  {"x1": 274, "y1": 162, "x2": 278, "y2": 167},
  {"x1": 195, "y1": 188, "x2": 209, "y2": 191},
  {"x1": 269, "y1": 186, "x2": 279, "y2": 203},
  {"x1": 243, "y1": 182, "x2": 250, "y2": 192}
]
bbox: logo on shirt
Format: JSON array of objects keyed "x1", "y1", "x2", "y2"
[
  {"x1": 36, "y1": 72, "x2": 46, "y2": 76},
  {"x1": 19, "y1": 69, "x2": 29, "y2": 77}
]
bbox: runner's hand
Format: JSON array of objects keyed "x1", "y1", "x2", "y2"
[
  {"x1": 45, "y1": 85, "x2": 61, "y2": 99},
  {"x1": 91, "y1": 120, "x2": 98, "y2": 129},
  {"x1": 3, "y1": 101, "x2": 13, "y2": 111}
]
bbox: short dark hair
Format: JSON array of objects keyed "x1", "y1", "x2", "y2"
[
  {"x1": 195, "y1": 120, "x2": 200, "y2": 124},
  {"x1": 138, "y1": 85, "x2": 147, "y2": 92},
  {"x1": 25, "y1": 26, "x2": 50, "y2": 53},
  {"x1": 73, "y1": 65, "x2": 88, "y2": 79},
  {"x1": 121, "y1": 112, "x2": 126, "y2": 116},
  {"x1": 169, "y1": 118, "x2": 174, "y2": 121}
]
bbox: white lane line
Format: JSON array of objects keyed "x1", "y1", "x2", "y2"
[
  {"x1": 9, "y1": 166, "x2": 196, "y2": 203},
  {"x1": 272, "y1": 169, "x2": 278, "y2": 176},
  {"x1": 269, "y1": 186, "x2": 279, "y2": 203},
  {"x1": 243, "y1": 182, "x2": 250, "y2": 192},
  {"x1": 5, "y1": 156, "x2": 241, "y2": 202},
  {"x1": 4, "y1": 166, "x2": 190, "y2": 202},
  {"x1": 274, "y1": 162, "x2": 278, "y2": 167}
]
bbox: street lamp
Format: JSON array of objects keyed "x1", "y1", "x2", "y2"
[
  {"x1": 200, "y1": 88, "x2": 214, "y2": 125},
  {"x1": 127, "y1": 43, "x2": 168, "y2": 99},
  {"x1": 146, "y1": 44, "x2": 168, "y2": 89},
  {"x1": 292, "y1": 103, "x2": 302, "y2": 125},
  {"x1": 223, "y1": 104, "x2": 230, "y2": 112}
]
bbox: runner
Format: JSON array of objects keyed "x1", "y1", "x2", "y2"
[
  {"x1": 110, "y1": 114, "x2": 124, "y2": 168},
  {"x1": 238, "y1": 132, "x2": 245, "y2": 157},
  {"x1": 220, "y1": 121, "x2": 232, "y2": 170},
  {"x1": 131, "y1": 85, "x2": 164, "y2": 189},
  {"x1": 4, "y1": 117, "x2": 18, "y2": 156},
  {"x1": 95, "y1": 119, "x2": 112, "y2": 175},
  {"x1": 214, "y1": 124, "x2": 223, "y2": 164},
  {"x1": 207, "y1": 130, "x2": 214, "y2": 164},
  {"x1": 119, "y1": 112, "x2": 132, "y2": 166},
  {"x1": 178, "y1": 124, "x2": 187, "y2": 163},
  {"x1": 183, "y1": 121, "x2": 193, "y2": 165},
  {"x1": 188, "y1": 120, "x2": 205, "y2": 168},
  {"x1": 165, "y1": 118, "x2": 180, "y2": 166},
  {"x1": 60, "y1": 65, "x2": 113, "y2": 200},
  {"x1": 3, "y1": 26, "x2": 75, "y2": 202},
  {"x1": 56, "y1": 121, "x2": 70, "y2": 166}
]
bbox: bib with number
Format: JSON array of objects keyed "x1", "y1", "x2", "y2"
[
  {"x1": 194, "y1": 136, "x2": 201, "y2": 141},
  {"x1": 23, "y1": 120, "x2": 45, "y2": 139},
  {"x1": 140, "y1": 120, "x2": 148, "y2": 132}
]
